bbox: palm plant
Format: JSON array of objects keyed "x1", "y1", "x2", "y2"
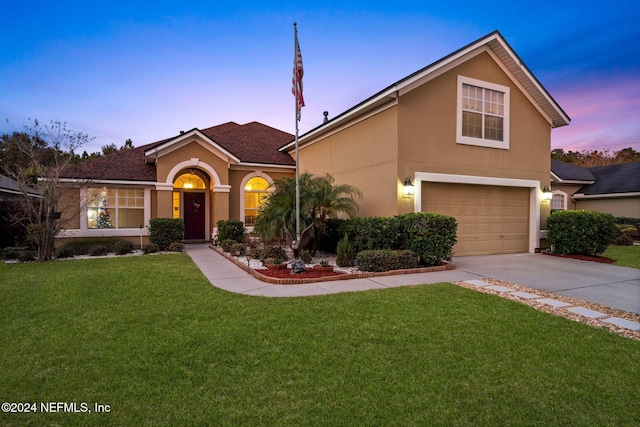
[{"x1": 255, "y1": 172, "x2": 361, "y2": 254}]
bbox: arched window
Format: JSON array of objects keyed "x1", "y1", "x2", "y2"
[
  {"x1": 244, "y1": 177, "x2": 270, "y2": 226},
  {"x1": 174, "y1": 171, "x2": 205, "y2": 189}
]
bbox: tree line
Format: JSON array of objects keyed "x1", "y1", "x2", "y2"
[{"x1": 551, "y1": 147, "x2": 640, "y2": 167}]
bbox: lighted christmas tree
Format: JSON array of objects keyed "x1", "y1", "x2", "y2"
[{"x1": 97, "y1": 196, "x2": 113, "y2": 228}]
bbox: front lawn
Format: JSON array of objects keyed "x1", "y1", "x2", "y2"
[
  {"x1": 603, "y1": 245, "x2": 640, "y2": 268},
  {"x1": 1, "y1": 255, "x2": 639, "y2": 426}
]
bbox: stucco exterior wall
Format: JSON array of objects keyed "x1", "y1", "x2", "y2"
[
  {"x1": 298, "y1": 106, "x2": 399, "y2": 217},
  {"x1": 576, "y1": 198, "x2": 640, "y2": 218},
  {"x1": 155, "y1": 140, "x2": 230, "y2": 185},
  {"x1": 398, "y1": 52, "x2": 551, "y2": 188}
]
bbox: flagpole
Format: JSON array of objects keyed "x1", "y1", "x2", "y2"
[{"x1": 294, "y1": 22, "x2": 301, "y2": 248}]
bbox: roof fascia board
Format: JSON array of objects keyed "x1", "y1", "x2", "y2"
[
  {"x1": 58, "y1": 178, "x2": 158, "y2": 186},
  {"x1": 144, "y1": 129, "x2": 240, "y2": 164},
  {"x1": 284, "y1": 98, "x2": 398, "y2": 152},
  {"x1": 282, "y1": 90, "x2": 399, "y2": 151},
  {"x1": 573, "y1": 192, "x2": 640, "y2": 199},
  {"x1": 234, "y1": 162, "x2": 296, "y2": 170}
]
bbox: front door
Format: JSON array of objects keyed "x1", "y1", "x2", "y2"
[{"x1": 184, "y1": 192, "x2": 206, "y2": 240}]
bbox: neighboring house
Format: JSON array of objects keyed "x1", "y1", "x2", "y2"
[
  {"x1": 57, "y1": 122, "x2": 295, "y2": 242},
  {"x1": 282, "y1": 30, "x2": 570, "y2": 255},
  {"x1": 56, "y1": 30, "x2": 571, "y2": 256},
  {"x1": 0, "y1": 175, "x2": 39, "y2": 247},
  {"x1": 551, "y1": 159, "x2": 640, "y2": 218}
]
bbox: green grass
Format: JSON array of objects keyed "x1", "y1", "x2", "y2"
[
  {"x1": 1, "y1": 255, "x2": 639, "y2": 426},
  {"x1": 603, "y1": 245, "x2": 640, "y2": 268}
]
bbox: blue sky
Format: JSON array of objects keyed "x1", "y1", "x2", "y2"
[{"x1": 1, "y1": 1, "x2": 639, "y2": 154}]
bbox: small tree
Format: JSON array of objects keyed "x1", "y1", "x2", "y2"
[
  {"x1": 2, "y1": 119, "x2": 93, "y2": 260},
  {"x1": 255, "y1": 172, "x2": 361, "y2": 255}
]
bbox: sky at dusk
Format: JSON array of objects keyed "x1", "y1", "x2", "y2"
[{"x1": 1, "y1": 1, "x2": 639, "y2": 154}]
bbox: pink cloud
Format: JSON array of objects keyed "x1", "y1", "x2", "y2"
[{"x1": 551, "y1": 72, "x2": 640, "y2": 152}]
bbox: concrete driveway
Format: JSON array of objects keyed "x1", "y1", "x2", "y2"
[{"x1": 453, "y1": 253, "x2": 640, "y2": 314}]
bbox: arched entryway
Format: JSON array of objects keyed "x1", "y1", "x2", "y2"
[{"x1": 173, "y1": 169, "x2": 209, "y2": 240}]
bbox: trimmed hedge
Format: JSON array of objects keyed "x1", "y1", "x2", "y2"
[
  {"x1": 148, "y1": 218, "x2": 185, "y2": 250},
  {"x1": 547, "y1": 210, "x2": 616, "y2": 255},
  {"x1": 342, "y1": 212, "x2": 457, "y2": 266},
  {"x1": 397, "y1": 213, "x2": 457, "y2": 266},
  {"x1": 56, "y1": 237, "x2": 124, "y2": 256},
  {"x1": 344, "y1": 217, "x2": 399, "y2": 253},
  {"x1": 355, "y1": 250, "x2": 420, "y2": 272}
]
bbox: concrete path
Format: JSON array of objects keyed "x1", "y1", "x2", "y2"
[{"x1": 185, "y1": 244, "x2": 640, "y2": 315}]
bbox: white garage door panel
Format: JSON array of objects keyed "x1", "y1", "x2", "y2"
[{"x1": 422, "y1": 183, "x2": 529, "y2": 256}]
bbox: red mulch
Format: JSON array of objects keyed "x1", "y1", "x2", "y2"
[
  {"x1": 543, "y1": 252, "x2": 615, "y2": 264},
  {"x1": 257, "y1": 268, "x2": 346, "y2": 279}
]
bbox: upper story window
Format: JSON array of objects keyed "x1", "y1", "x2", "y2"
[{"x1": 457, "y1": 76, "x2": 510, "y2": 150}]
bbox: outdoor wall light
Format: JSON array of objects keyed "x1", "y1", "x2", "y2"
[
  {"x1": 403, "y1": 177, "x2": 415, "y2": 197},
  {"x1": 542, "y1": 186, "x2": 553, "y2": 201}
]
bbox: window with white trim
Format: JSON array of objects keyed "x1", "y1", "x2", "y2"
[
  {"x1": 457, "y1": 76, "x2": 510, "y2": 149},
  {"x1": 551, "y1": 192, "x2": 567, "y2": 212},
  {"x1": 87, "y1": 187, "x2": 144, "y2": 229},
  {"x1": 244, "y1": 177, "x2": 270, "y2": 226}
]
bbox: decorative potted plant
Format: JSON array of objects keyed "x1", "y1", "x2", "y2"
[
  {"x1": 313, "y1": 259, "x2": 334, "y2": 272},
  {"x1": 264, "y1": 256, "x2": 287, "y2": 269}
]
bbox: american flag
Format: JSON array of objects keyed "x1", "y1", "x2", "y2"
[{"x1": 292, "y1": 25, "x2": 304, "y2": 121}]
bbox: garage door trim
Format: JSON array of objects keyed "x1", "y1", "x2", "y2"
[{"x1": 413, "y1": 172, "x2": 542, "y2": 253}]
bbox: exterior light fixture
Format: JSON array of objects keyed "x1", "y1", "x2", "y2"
[
  {"x1": 542, "y1": 186, "x2": 553, "y2": 201},
  {"x1": 403, "y1": 177, "x2": 414, "y2": 197}
]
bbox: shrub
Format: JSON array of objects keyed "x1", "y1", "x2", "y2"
[
  {"x1": 167, "y1": 242, "x2": 185, "y2": 253},
  {"x1": 56, "y1": 238, "x2": 122, "y2": 255},
  {"x1": 262, "y1": 245, "x2": 288, "y2": 264},
  {"x1": 113, "y1": 240, "x2": 134, "y2": 255},
  {"x1": 344, "y1": 217, "x2": 399, "y2": 253},
  {"x1": 613, "y1": 224, "x2": 637, "y2": 246},
  {"x1": 230, "y1": 242, "x2": 246, "y2": 256},
  {"x1": 547, "y1": 210, "x2": 616, "y2": 255},
  {"x1": 2, "y1": 247, "x2": 22, "y2": 260},
  {"x1": 220, "y1": 239, "x2": 237, "y2": 253},
  {"x1": 18, "y1": 250, "x2": 36, "y2": 262},
  {"x1": 249, "y1": 247, "x2": 264, "y2": 260},
  {"x1": 397, "y1": 212, "x2": 457, "y2": 266},
  {"x1": 299, "y1": 250, "x2": 313, "y2": 264},
  {"x1": 355, "y1": 250, "x2": 420, "y2": 272},
  {"x1": 143, "y1": 243, "x2": 159, "y2": 254},
  {"x1": 615, "y1": 216, "x2": 640, "y2": 235},
  {"x1": 56, "y1": 246, "x2": 76, "y2": 259},
  {"x1": 336, "y1": 235, "x2": 356, "y2": 267},
  {"x1": 217, "y1": 220, "x2": 246, "y2": 243},
  {"x1": 148, "y1": 218, "x2": 184, "y2": 250},
  {"x1": 89, "y1": 245, "x2": 109, "y2": 256}
]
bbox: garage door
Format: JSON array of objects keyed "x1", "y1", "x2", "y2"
[{"x1": 421, "y1": 183, "x2": 529, "y2": 256}]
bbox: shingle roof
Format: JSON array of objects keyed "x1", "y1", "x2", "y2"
[
  {"x1": 59, "y1": 122, "x2": 295, "y2": 181},
  {"x1": 551, "y1": 160, "x2": 595, "y2": 182},
  {"x1": 577, "y1": 162, "x2": 640, "y2": 195},
  {"x1": 59, "y1": 141, "x2": 162, "y2": 181},
  {"x1": 0, "y1": 174, "x2": 40, "y2": 197},
  {"x1": 201, "y1": 122, "x2": 295, "y2": 166}
]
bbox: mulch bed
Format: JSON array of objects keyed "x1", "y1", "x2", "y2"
[
  {"x1": 543, "y1": 252, "x2": 616, "y2": 264},
  {"x1": 257, "y1": 268, "x2": 345, "y2": 279}
]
